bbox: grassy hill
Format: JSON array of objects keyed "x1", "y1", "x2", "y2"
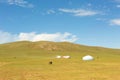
[
  {"x1": 0, "y1": 41, "x2": 120, "y2": 80},
  {"x1": 1, "y1": 41, "x2": 120, "y2": 54}
]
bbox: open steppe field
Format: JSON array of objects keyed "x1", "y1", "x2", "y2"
[{"x1": 0, "y1": 41, "x2": 120, "y2": 80}]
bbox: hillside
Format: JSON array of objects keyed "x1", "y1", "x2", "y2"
[
  {"x1": 0, "y1": 41, "x2": 120, "y2": 60},
  {"x1": 0, "y1": 41, "x2": 120, "y2": 55},
  {"x1": 0, "y1": 41, "x2": 120, "y2": 52}
]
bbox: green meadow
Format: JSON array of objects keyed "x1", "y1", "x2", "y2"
[{"x1": 0, "y1": 41, "x2": 120, "y2": 80}]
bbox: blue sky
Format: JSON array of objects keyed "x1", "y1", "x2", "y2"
[{"x1": 0, "y1": 0, "x2": 120, "y2": 49}]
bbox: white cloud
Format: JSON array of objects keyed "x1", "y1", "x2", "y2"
[
  {"x1": 47, "y1": 10, "x2": 55, "y2": 14},
  {"x1": 0, "y1": 31, "x2": 78, "y2": 44},
  {"x1": 116, "y1": 5, "x2": 120, "y2": 8},
  {"x1": 110, "y1": 19, "x2": 120, "y2": 26},
  {"x1": 0, "y1": 31, "x2": 17, "y2": 43},
  {"x1": 0, "y1": 0, "x2": 34, "y2": 8},
  {"x1": 59, "y1": 8, "x2": 99, "y2": 16}
]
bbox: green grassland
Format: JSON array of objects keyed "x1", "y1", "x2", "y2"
[{"x1": 0, "y1": 41, "x2": 120, "y2": 80}]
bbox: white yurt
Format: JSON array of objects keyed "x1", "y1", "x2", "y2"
[
  {"x1": 56, "y1": 55, "x2": 62, "y2": 59},
  {"x1": 63, "y1": 56, "x2": 71, "y2": 59},
  {"x1": 82, "y1": 55, "x2": 94, "y2": 61}
]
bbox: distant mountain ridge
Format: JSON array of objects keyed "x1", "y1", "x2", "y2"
[{"x1": 0, "y1": 41, "x2": 120, "y2": 53}]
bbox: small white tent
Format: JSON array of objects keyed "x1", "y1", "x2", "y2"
[
  {"x1": 82, "y1": 55, "x2": 94, "y2": 61},
  {"x1": 56, "y1": 55, "x2": 62, "y2": 59},
  {"x1": 63, "y1": 56, "x2": 71, "y2": 59}
]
